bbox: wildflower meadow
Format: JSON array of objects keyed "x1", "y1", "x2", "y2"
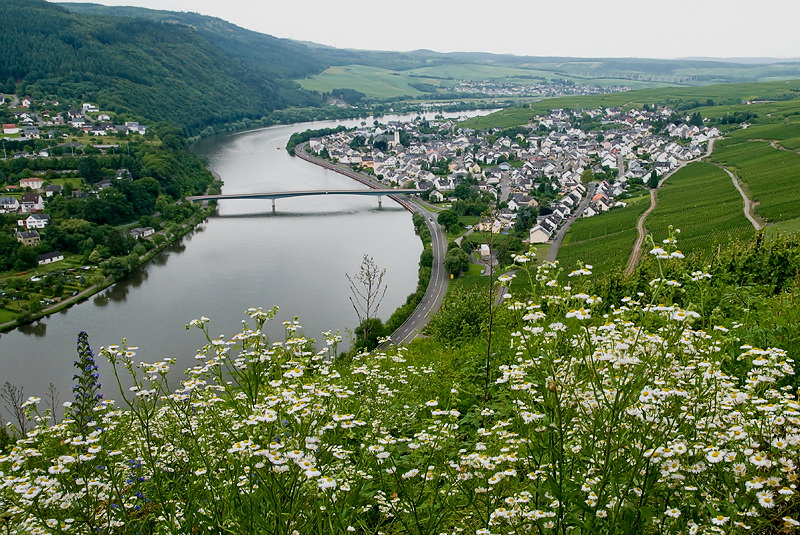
[{"x1": 1, "y1": 230, "x2": 799, "y2": 534}]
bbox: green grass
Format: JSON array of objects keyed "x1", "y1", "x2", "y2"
[
  {"x1": 645, "y1": 162, "x2": 754, "y2": 254},
  {"x1": 297, "y1": 65, "x2": 430, "y2": 99},
  {"x1": 710, "y1": 139, "x2": 800, "y2": 223},
  {"x1": 449, "y1": 263, "x2": 490, "y2": 292},
  {"x1": 0, "y1": 308, "x2": 16, "y2": 323},
  {"x1": 769, "y1": 216, "x2": 800, "y2": 237},
  {"x1": 49, "y1": 177, "x2": 83, "y2": 188},
  {"x1": 557, "y1": 198, "x2": 650, "y2": 273},
  {"x1": 781, "y1": 138, "x2": 800, "y2": 150}
]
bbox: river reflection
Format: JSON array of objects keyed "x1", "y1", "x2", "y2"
[{"x1": 16, "y1": 322, "x2": 47, "y2": 338}]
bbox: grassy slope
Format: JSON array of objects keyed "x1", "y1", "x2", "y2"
[
  {"x1": 645, "y1": 162, "x2": 754, "y2": 255},
  {"x1": 297, "y1": 65, "x2": 427, "y2": 98},
  {"x1": 710, "y1": 138, "x2": 800, "y2": 224},
  {"x1": 557, "y1": 195, "x2": 650, "y2": 273}
]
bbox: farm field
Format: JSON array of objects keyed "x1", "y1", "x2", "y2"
[
  {"x1": 725, "y1": 118, "x2": 800, "y2": 151},
  {"x1": 557, "y1": 195, "x2": 649, "y2": 273},
  {"x1": 296, "y1": 63, "x2": 672, "y2": 100},
  {"x1": 644, "y1": 162, "x2": 754, "y2": 255},
  {"x1": 710, "y1": 139, "x2": 800, "y2": 224},
  {"x1": 461, "y1": 79, "x2": 800, "y2": 129},
  {"x1": 297, "y1": 65, "x2": 432, "y2": 99}
]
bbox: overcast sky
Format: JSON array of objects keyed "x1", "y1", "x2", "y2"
[{"x1": 56, "y1": 0, "x2": 800, "y2": 59}]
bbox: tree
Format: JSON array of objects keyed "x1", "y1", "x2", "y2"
[
  {"x1": 580, "y1": 169, "x2": 595, "y2": 184},
  {"x1": 419, "y1": 248, "x2": 433, "y2": 268},
  {"x1": 77, "y1": 157, "x2": 104, "y2": 184},
  {"x1": 347, "y1": 255, "x2": 387, "y2": 350},
  {"x1": 444, "y1": 247, "x2": 470, "y2": 277},
  {"x1": 514, "y1": 205, "x2": 538, "y2": 233},
  {"x1": 648, "y1": 170, "x2": 659, "y2": 189},
  {"x1": 353, "y1": 318, "x2": 386, "y2": 352},
  {"x1": 437, "y1": 210, "x2": 460, "y2": 233}
]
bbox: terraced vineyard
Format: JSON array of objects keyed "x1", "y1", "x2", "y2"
[
  {"x1": 725, "y1": 118, "x2": 800, "y2": 152},
  {"x1": 645, "y1": 162, "x2": 754, "y2": 255},
  {"x1": 557, "y1": 195, "x2": 650, "y2": 273},
  {"x1": 710, "y1": 138, "x2": 800, "y2": 226}
]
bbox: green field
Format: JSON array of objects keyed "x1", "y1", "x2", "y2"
[
  {"x1": 296, "y1": 63, "x2": 672, "y2": 100},
  {"x1": 710, "y1": 138, "x2": 800, "y2": 223},
  {"x1": 644, "y1": 162, "x2": 754, "y2": 254},
  {"x1": 461, "y1": 79, "x2": 800, "y2": 130},
  {"x1": 49, "y1": 177, "x2": 84, "y2": 188},
  {"x1": 297, "y1": 65, "x2": 431, "y2": 98},
  {"x1": 557, "y1": 196, "x2": 650, "y2": 273}
]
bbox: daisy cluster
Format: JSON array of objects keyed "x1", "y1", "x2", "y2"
[{"x1": 0, "y1": 250, "x2": 798, "y2": 533}]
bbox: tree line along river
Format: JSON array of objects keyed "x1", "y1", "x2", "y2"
[{"x1": 0, "y1": 111, "x2": 489, "y2": 402}]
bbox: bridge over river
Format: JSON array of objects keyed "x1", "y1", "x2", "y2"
[{"x1": 187, "y1": 189, "x2": 424, "y2": 209}]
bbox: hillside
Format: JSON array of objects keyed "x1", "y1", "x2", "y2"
[
  {"x1": 0, "y1": 0, "x2": 321, "y2": 134},
  {"x1": 2, "y1": 232, "x2": 800, "y2": 533},
  {"x1": 0, "y1": 1, "x2": 788, "y2": 135}
]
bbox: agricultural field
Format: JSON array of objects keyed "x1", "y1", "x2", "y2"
[
  {"x1": 710, "y1": 138, "x2": 800, "y2": 224},
  {"x1": 728, "y1": 114, "x2": 800, "y2": 151},
  {"x1": 297, "y1": 65, "x2": 433, "y2": 99},
  {"x1": 556, "y1": 195, "x2": 650, "y2": 273},
  {"x1": 461, "y1": 79, "x2": 800, "y2": 130},
  {"x1": 644, "y1": 162, "x2": 754, "y2": 255},
  {"x1": 296, "y1": 63, "x2": 671, "y2": 101}
]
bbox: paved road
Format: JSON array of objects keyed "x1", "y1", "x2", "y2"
[
  {"x1": 498, "y1": 171, "x2": 513, "y2": 203},
  {"x1": 388, "y1": 208, "x2": 449, "y2": 345},
  {"x1": 546, "y1": 183, "x2": 595, "y2": 263},
  {"x1": 294, "y1": 144, "x2": 449, "y2": 346}
]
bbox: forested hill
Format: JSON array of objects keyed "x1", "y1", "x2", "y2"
[
  {"x1": 56, "y1": 3, "x2": 478, "y2": 75},
  {"x1": 0, "y1": 0, "x2": 322, "y2": 134}
]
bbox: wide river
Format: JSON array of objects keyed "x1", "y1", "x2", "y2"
[{"x1": 0, "y1": 110, "x2": 489, "y2": 402}]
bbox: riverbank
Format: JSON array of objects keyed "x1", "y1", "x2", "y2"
[
  {"x1": 0, "y1": 203, "x2": 216, "y2": 333},
  {"x1": 293, "y1": 142, "x2": 448, "y2": 346}
]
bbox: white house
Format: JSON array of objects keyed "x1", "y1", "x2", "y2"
[
  {"x1": 18, "y1": 213, "x2": 50, "y2": 229},
  {"x1": 19, "y1": 177, "x2": 43, "y2": 190},
  {"x1": 130, "y1": 227, "x2": 155, "y2": 239},
  {"x1": 20, "y1": 192, "x2": 44, "y2": 213},
  {"x1": 0, "y1": 196, "x2": 20, "y2": 213}
]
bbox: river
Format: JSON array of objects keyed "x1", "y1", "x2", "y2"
[{"x1": 0, "y1": 110, "x2": 490, "y2": 403}]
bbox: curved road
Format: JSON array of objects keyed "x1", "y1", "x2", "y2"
[
  {"x1": 294, "y1": 144, "x2": 448, "y2": 345},
  {"x1": 716, "y1": 165, "x2": 763, "y2": 231},
  {"x1": 625, "y1": 139, "x2": 716, "y2": 276}
]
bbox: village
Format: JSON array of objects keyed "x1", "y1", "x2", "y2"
[
  {"x1": 307, "y1": 105, "x2": 720, "y2": 245},
  {"x1": 0, "y1": 98, "x2": 154, "y2": 269}
]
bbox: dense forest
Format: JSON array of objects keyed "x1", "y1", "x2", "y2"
[{"x1": 0, "y1": 0, "x2": 322, "y2": 134}]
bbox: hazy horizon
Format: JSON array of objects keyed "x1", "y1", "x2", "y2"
[{"x1": 54, "y1": 0, "x2": 800, "y2": 60}]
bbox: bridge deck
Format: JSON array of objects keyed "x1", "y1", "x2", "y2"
[{"x1": 187, "y1": 189, "x2": 424, "y2": 202}]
